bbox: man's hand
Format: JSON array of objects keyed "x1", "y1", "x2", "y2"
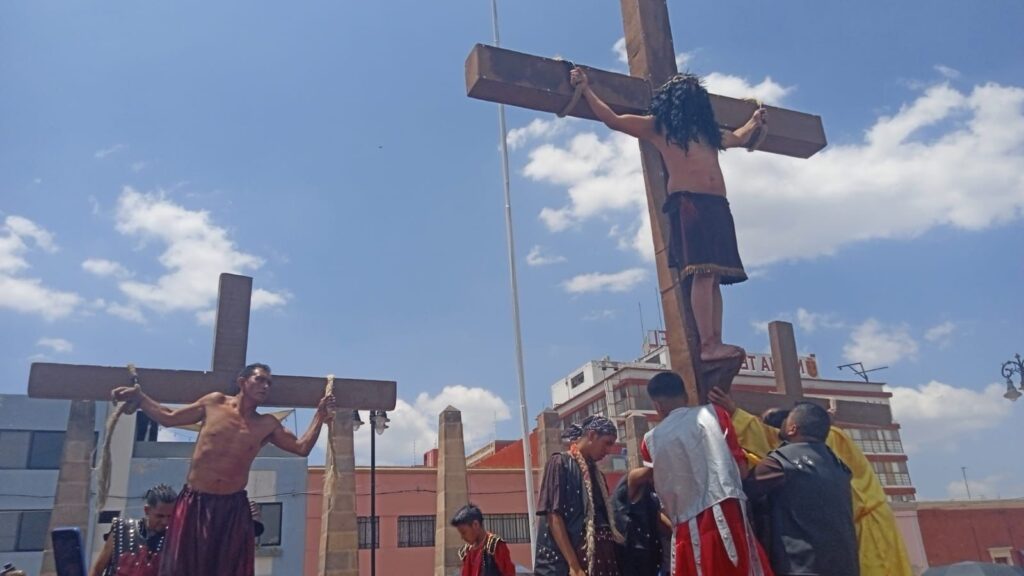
[
  {"x1": 317, "y1": 394, "x2": 337, "y2": 422},
  {"x1": 708, "y1": 387, "x2": 737, "y2": 415},
  {"x1": 111, "y1": 384, "x2": 142, "y2": 404},
  {"x1": 751, "y1": 106, "x2": 767, "y2": 127},
  {"x1": 570, "y1": 68, "x2": 589, "y2": 88},
  {"x1": 570, "y1": 567, "x2": 587, "y2": 576}
]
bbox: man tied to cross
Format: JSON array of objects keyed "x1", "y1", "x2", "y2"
[
  {"x1": 111, "y1": 363, "x2": 337, "y2": 576},
  {"x1": 569, "y1": 68, "x2": 766, "y2": 362}
]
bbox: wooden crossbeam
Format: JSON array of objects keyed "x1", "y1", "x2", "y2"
[
  {"x1": 466, "y1": 43, "x2": 827, "y2": 158},
  {"x1": 28, "y1": 363, "x2": 397, "y2": 410}
]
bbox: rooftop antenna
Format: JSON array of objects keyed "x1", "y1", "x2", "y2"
[{"x1": 837, "y1": 362, "x2": 888, "y2": 383}]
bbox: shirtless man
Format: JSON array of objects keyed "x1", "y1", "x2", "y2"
[
  {"x1": 571, "y1": 68, "x2": 767, "y2": 361},
  {"x1": 111, "y1": 363, "x2": 335, "y2": 576}
]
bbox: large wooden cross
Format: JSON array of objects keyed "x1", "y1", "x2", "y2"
[
  {"x1": 465, "y1": 0, "x2": 827, "y2": 403},
  {"x1": 28, "y1": 273, "x2": 395, "y2": 576}
]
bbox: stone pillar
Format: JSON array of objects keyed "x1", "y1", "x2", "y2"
[
  {"x1": 41, "y1": 400, "x2": 96, "y2": 576},
  {"x1": 435, "y1": 406, "x2": 469, "y2": 576},
  {"x1": 623, "y1": 413, "x2": 650, "y2": 470},
  {"x1": 536, "y1": 410, "x2": 563, "y2": 475},
  {"x1": 318, "y1": 414, "x2": 359, "y2": 576}
]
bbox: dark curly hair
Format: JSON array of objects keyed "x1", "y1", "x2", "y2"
[
  {"x1": 144, "y1": 484, "x2": 178, "y2": 507},
  {"x1": 649, "y1": 73, "x2": 723, "y2": 153}
]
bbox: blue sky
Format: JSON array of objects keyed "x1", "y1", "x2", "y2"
[{"x1": 1, "y1": 0, "x2": 1022, "y2": 500}]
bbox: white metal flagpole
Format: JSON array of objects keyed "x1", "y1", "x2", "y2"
[{"x1": 489, "y1": 0, "x2": 538, "y2": 560}]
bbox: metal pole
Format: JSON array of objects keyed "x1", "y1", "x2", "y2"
[
  {"x1": 490, "y1": 0, "x2": 538, "y2": 561},
  {"x1": 371, "y1": 420, "x2": 377, "y2": 576},
  {"x1": 961, "y1": 466, "x2": 972, "y2": 500}
]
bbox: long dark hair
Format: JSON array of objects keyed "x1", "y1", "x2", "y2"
[{"x1": 649, "y1": 73, "x2": 723, "y2": 152}]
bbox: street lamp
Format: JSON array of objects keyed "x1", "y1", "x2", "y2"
[
  {"x1": 354, "y1": 410, "x2": 389, "y2": 576},
  {"x1": 1002, "y1": 354, "x2": 1024, "y2": 401}
]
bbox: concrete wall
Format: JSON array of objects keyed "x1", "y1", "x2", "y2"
[{"x1": 0, "y1": 395, "x2": 105, "y2": 576}]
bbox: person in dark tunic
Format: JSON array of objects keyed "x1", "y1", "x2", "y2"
[
  {"x1": 612, "y1": 467, "x2": 671, "y2": 576},
  {"x1": 743, "y1": 403, "x2": 859, "y2": 576},
  {"x1": 534, "y1": 415, "x2": 624, "y2": 576},
  {"x1": 90, "y1": 485, "x2": 177, "y2": 576}
]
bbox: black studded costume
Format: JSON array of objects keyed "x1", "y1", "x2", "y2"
[{"x1": 101, "y1": 516, "x2": 166, "y2": 576}]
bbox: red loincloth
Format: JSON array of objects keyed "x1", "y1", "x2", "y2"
[{"x1": 157, "y1": 485, "x2": 255, "y2": 576}]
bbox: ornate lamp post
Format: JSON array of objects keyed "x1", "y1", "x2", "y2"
[{"x1": 1002, "y1": 354, "x2": 1023, "y2": 401}]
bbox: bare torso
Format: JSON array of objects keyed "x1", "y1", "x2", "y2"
[
  {"x1": 652, "y1": 136, "x2": 727, "y2": 196},
  {"x1": 187, "y1": 394, "x2": 280, "y2": 494}
]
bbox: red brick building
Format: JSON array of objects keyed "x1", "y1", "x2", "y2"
[{"x1": 916, "y1": 500, "x2": 1024, "y2": 566}]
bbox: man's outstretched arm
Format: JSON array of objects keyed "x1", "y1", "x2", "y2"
[
  {"x1": 722, "y1": 107, "x2": 767, "y2": 148},
  {"x1": 572, "y1": 68, "x2": 656, "y2": 140},
  {"x1": 111, "y1": 385, "x2": 208, "y2": 428},
  {"x1": 269, "y1": 394, "x2": 336, "y2": 456}
]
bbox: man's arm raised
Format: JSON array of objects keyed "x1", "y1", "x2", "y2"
[
  {"x1": 722, "y1": 107, "x2": 767, "y2": 149},
  {"x1": 571, "y1": 68, "x2": 656, "y2": 140},
  {"x1": 110, "y1": 385, "x2": 209, "y2": 428},
  {"x1": 269, "y1": 393, "x2": 336, "y2": 457}
]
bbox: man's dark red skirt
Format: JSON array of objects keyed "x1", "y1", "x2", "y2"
[
  {"x1": 158, "y1": 485, "x2": 254, "y2": 576},
  {"x1": 663, "y1": 191, "x2": 748, "y2": 285}
]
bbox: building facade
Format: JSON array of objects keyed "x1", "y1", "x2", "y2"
[
  {"x1": 0, "y1": 395, "x2": 104, "y2": 575},
  {"x1": 550, "y1": 333, "x2": 916, "y2": 502},
  {"x1": 0, "y1": 394, "x2": 308, "y2": 576}
]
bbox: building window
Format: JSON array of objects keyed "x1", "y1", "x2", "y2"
[
  {"x1": 570, "y1": 372, "x2": 586, "y2": 389},
  {"x1": 484, "y1": 513, "x2": 531, "y2": 544},
  {"x1": 358, "y1": 516, "x2": 379, "y2": 549},
  {"x1": 397, "y1": 515, "x2": 435, "y2": 548},
  {"x1": 888, "y1": 494, "x2": 916, "y2": 503},
  {"x1": 256, "y1": 503, "x2": 282, "y2": 547},
  {"x1": 989, "y1": 547, "x2": 1014, "y2": 565},
  {"x1": 0, "y1": 431, "x2": 65, "y2": 470},
  {"x1": 0, "y1": 510, "x2": 52, "y2": 552}
]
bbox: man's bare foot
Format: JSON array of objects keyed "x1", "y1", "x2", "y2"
[{"x1": 701, "y1": 343, "x2": 745, "y2": 362}]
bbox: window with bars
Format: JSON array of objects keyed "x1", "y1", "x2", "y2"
[
  {"x1": 398, "y1": 515, "x2": 434, "y2": 548},
  {"x1": 358, "y1": 516, "x2": 379, "y2": 549},
  {"x1": 845, "y1": 428, "x2": 905, "y2": 454},
  {"x1": 483, "y1": 514, "x2": 531, "y2": 544}
]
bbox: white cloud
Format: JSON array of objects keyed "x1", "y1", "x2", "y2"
[
  {"x1": 934, "y1": 65, "x2": 961, "y2": 80},
  {"x1": 517, "y1": 80, "x2": 1024, "y2": 270},
  {"x1": 37, "y1": 338, "x2": 73, "y2": 353},
  {"x1": 563, "y1": 268, "x2": 647, "y2": 294},
  {"x1": 131, "y1": 161, "x2": 149, "y2": 173},
  {"x1": 946, "y1": 474, "x2": 1024, "y2": 500},
  {"x1": 507, "y1": 118, "x2": 571, "y2": 151},
  {"x1": 94, "y1": 144, "x2": 126, "y2": 159},
  {"x1": 703, "y1": 73, "x2": 793, "y2": 106},
  {"x1": 108, "y1": 188, "x2": 288, "y2": 322},
  {"x1": 526, "y1": 245, "x2": 567, "y2": 266},
  {"x1": 751, "y1": 308, "x2": 843, "y2": 335},
  {"x1": 924, "y1": 321, "x2": 957, "y2": 347},
  {"x1": 613, "y1": 37, "x2": 692, "y2": 73},
  {"x1": 889, "y1": 380, "x2": 1011, "y2": 452},
  {"x1": 334, "y1": 386, "x2": 512, "y2": 466},
  {"x1": 0, "y1": 216, "x2": 81, "y2": 321},
  {"x1": 843, "y1": 319, "x2": 918, "y2": 367},
  {"x1": 82, "y1": 258, "x2": 133, "y2": 279},
  {"x1": 583, "y1": 309, "x2": 617, "y2": 321},
  {"x1": 795, "y1": 308, "x2": 844, "y2": 333},
  {"x1": 106, "y1": 302, "x2": 146, "y2": 324}
]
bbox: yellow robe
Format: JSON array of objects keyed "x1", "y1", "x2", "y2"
[{"x1": 732, "y1": 409, "x2": 913, "y2": 576}]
